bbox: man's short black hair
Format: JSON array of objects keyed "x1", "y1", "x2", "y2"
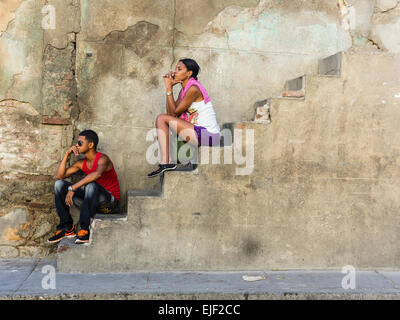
[{"x1": 79, "y1": 130, "x2": 99, "y2": 149}]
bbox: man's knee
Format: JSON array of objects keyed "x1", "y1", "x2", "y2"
[
  {"x1": 84, "y1": 182, "x2": 98, "y2": 195},
  {"x1": 54, "y1": 180, "x2": 68, "y2": 193}
]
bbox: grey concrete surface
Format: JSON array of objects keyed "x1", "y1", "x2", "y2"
[{"x1": 2, "y1": 258, "x2": 400, "y2": 299}]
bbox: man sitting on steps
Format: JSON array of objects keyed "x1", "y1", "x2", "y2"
[{"x1": 47, "y1": 130, "x2": 120, "y2": 245}]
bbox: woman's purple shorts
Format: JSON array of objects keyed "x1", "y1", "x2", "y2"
[{"x1": 194, "y1": 126, "x2": 220, "y2": 147}]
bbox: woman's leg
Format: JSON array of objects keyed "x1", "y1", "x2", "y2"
[{"x1": 156, "y1": 114, "x2": 198, "y2": 164}]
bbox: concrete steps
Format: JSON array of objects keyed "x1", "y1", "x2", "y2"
[
  {"x1": 56, "y1": 67, "x2": 347, "y2": 273},
  {"x1": 57, "y1": 51, "x2": 400, "y2": 273},
  {"x1": 56, "y1": 73, "x2": 343, "y2": 273},
  {"x1": 56, "y1": 129, "x2": 273, "y2": 272}
]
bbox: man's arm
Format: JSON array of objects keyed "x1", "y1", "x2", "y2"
[
  {"x1": 70, "y1": 155, "x2": 110, "y2": 191},
  {"x1": 56, "y1": 146, "x2": 82, "y2": 180},
  {"x1": 65, "y1": 155, "x2": 110, "y2": 207}
]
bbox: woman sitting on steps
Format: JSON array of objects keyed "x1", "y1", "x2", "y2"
[{"x1": 148, "y1": 58, "x2": 221, "y2": 178}]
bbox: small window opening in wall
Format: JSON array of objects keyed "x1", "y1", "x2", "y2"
[
  {"x1": 253, "y1": 99, "x2": 271, "y2": 124},
  {"x1": 282, "y1": 75, "x2": 305, "y2": 98},
  {"x1": 319, "y1": 52, "x2": 342, "y2": 76}
]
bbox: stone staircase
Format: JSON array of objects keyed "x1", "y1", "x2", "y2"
[{"x1": 57, "y1": 51, "x2": 400, "y2": 272}]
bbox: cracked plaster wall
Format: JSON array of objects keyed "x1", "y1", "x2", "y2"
[
  {"x1": 0, "y1": 0, "x2": 78, "y2": 258},
  {"x1": 0, "y1": 0, "x2": 400, "y2": 258},
  {"x1": 371, "y1": 1, "x2": 400, "y2": 52}
]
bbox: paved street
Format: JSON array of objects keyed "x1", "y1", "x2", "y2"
[{"x1": 1, "y1": 258, "x2": 400, "y2": 299}]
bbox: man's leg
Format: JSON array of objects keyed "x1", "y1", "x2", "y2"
[
  {"x1": 54, "y1": 180, "x2": 74, "y2": 230},
  {"x1": 47, "y1": 180, "x2": 78, "y2": 244},
  {"x1": 79, "y1": 182, "x2": 111, "y2": 231},
  {"x1": 75, "y1": 182, "x2": 111, "y2": 244}
]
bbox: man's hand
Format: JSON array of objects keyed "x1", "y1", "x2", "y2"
[
  {"x1": 56, "y1": 147, "x2": 82, "y2": 180},
  {"x1": 65, "y1": 190, "x2": 74, "y2": 207},
  {"x1": 65, "y1": 146, "x2": 79, "y2": 157}
]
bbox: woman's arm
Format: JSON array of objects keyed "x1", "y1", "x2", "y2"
[
  {"x1": 164, "y1": 71, "x2": 182, "y2": 116},
  {"x1": 165, "y1": 91, "x2": 179, "y2": 116},
  {"x1": 166, "y1": 86, "x2": 202, "y2": 117}
]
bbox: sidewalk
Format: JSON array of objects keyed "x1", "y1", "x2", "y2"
[{"x1": 1, "y1": 258, "x2": 400, "y2": 299}]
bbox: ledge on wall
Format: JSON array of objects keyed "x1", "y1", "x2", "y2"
[
  {"x1": 318, "y1": 52, "x2": 342, "y2": 77},
  {"x1": 42, "y1": 116, "x2": 71, "y2": 125},
  {"x1": 281, "y1": 75, "x2": 306, "y2": 99}
]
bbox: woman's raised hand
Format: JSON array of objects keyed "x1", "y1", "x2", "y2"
[{"x1": 163, "y1": 71, "x2": 181, "y2": 89}]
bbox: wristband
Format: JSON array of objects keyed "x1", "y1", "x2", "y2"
[
  {"x1": 68, "y1": 186, "x2": 75, "y2": 192},
  {"x1": 166, "y1": 91, "x2": 172, "y2": 96}
]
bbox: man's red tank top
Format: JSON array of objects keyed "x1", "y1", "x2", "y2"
[{"x1": 82, "y1": 152, "x2": 120, "y2": 201}]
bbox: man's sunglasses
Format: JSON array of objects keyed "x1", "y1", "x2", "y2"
[{"x1": 77, "y1": 140, "x2": 83, "y2": 147}]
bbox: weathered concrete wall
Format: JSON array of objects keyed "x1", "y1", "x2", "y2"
[
  {"x1": 371, "y1": 1, "x2": 400, "y2": 52},
  {"x1": 1, "y1": 0, "x2": 400, "y2": 260},
  {"x1": 0, "y1": 0, "x2": 78, "y2": 257}
]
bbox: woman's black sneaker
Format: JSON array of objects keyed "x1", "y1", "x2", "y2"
[{"x1": 147, "y1": 163, "x2": 177, "y2": 178}]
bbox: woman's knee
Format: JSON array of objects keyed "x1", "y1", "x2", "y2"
[{"x1": 156, "y1": 113, "x2": 171, "y2": 127}]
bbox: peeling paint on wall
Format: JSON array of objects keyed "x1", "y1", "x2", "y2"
[
  {"x1": 371, "y1": 4, "x2": 400, "y2": 52},
  {"x1": 0, "y1": 0, "x2": 44, "y2": 109},
  {"x1": 103, "y1": 21, "x2": 160, "y2": 58},
  {"x1": 376, "y1": 0, "x2": 399, "y2": 12},
  {"x1": 0, "y1": 207, "x2": 30, "y2": 245},
  {"x1": 0, "y1": 0, "x2": 24, "y2": 35}
]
